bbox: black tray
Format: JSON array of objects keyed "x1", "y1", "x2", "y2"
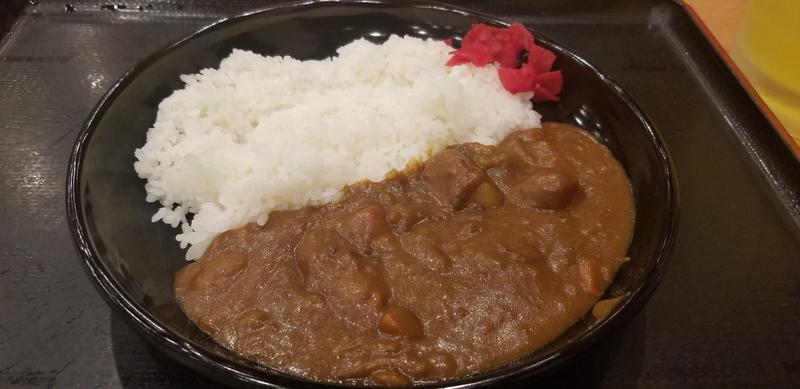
[{"x1": 1, "y1": 0, "x2": 798, "y2": 388}]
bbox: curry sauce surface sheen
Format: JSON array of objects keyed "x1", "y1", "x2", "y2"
[{"x1": 174, "y1": 122, "x2": 634, "y2": 386}]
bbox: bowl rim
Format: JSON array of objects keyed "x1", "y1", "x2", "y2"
[{"x1": 65, "y1": 0, "x2": 679, "y2": 387}]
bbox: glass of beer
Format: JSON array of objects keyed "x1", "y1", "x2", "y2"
[{"x1": 732, "y1": 1, "x2": 800, "y2": 144}]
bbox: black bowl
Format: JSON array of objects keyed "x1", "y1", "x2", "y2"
[{"x1": 66, "y1": 1, "x2": 678, "y2": 387}]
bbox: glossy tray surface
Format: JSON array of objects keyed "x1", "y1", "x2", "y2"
[{"x1": 1, "y1": 0, "x2": 798, "y2": 387}]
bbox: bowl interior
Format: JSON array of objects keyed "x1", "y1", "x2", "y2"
[{"x1": 70, "y1": 1, "x2": 675, "y2": 387}]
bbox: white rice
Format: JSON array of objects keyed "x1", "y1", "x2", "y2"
[{"x1": 134, "y1": 35, "x2": 541, "y2": 259}]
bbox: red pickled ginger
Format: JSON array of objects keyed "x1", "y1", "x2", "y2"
[{"x1": 445, "y1": 23, "x2": 562, "y2": 102}]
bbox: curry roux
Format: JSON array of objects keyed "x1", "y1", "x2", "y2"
[{"x1": 174, "y1": 122, "x2": 634, "y2": 386}]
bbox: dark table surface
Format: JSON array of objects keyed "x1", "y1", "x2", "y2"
[{"x1": 1, "y1": 0, "x2": 799, "y2": 388}]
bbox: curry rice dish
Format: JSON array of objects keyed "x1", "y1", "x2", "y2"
[{"x1": 174, "y1": 122, "x2": 634, "y2": 386}]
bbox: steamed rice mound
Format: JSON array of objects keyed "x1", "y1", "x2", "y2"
[{"x1": 134, "y1": 36, "x2": 541, "y2": 259}]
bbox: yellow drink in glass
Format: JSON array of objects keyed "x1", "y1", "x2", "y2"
[{"x1": 732, "y1": 1, "x2": 800, "y2": 143}]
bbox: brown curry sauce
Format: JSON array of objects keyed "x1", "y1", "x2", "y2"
[{"x1": 174, "y1": 122, "x2": 634, "y2": 386}]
